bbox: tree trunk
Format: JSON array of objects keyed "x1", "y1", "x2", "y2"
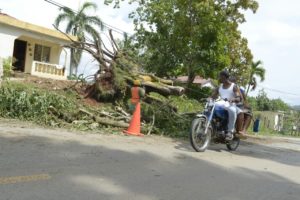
[
  {"x1": 69, "y1": 48, "x2": 75, "y2": 76},
  {"x1": 139, "y1": 73, "x2": 174, "y2": 85},
  {"x1": 187, "y1": 66, "x2": 196, "y2": 87},
  {"x1": 245, "y1": 73, "x2": 253, "y2": 96},
  {"x1": 143, "y1": 81, "x2": 185, "y2": 96},
  {"x1": 123, "y1": 75, "x2": 184, "y2": 97}
]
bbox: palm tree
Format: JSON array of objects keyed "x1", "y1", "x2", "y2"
[
  {"x1": 246, "y1": 60, "x2": 266, "y2": 96},
  {"x1": 54, "y1": 1, "x2": 103, "y2": 76}
]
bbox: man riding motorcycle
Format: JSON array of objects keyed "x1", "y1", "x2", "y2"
[{"x1": 210, "y1": 70, "x2": 246, "y2": 140}]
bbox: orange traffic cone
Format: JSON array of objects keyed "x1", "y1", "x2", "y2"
[{"x1": 123, "y1": 102, "x2": 143, "y2": 136}]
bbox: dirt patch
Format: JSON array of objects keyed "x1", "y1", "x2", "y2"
[
  {"x1": 9, "y1": 72, "x2": 77, "y2": 89},
  {"x1": 8, "y1": 73, "x2": 102, "y2": 108},
  {"x1": 20, "y1": 75, "x2": 77, "y2": 90},
  {"x1": 82, "y1": 97, "x2": 102, "y2": 107}
]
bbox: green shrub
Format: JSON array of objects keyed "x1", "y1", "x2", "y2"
[
  {"x1": 2, "y1": 57, "x2": 14, "y2": 78},
  {"x1": 0, "y1": 82, "x2": 76, "y2": 124},
  {"x1": 141, "y1": 94, "x2": 203, "y2": 138}
]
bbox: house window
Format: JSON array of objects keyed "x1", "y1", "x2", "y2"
[{"x1": 34, "y1": 44, "x2": 51, "y2": 62}]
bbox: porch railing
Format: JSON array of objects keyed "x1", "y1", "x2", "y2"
[{"x1": 31, "y1": 61, "x2": 66, "y2": 80}]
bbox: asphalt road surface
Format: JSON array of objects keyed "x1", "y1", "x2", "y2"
[{"x1": 0, "y1": 120, "x2": 299, "y2": 200}]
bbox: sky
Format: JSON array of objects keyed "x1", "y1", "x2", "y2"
[
  {"x1": 1, "y1": 0, "x2": 299, "y2": 105},
  {"x1": 239, "y1": 0, "x2": 300, "y2": 105}
]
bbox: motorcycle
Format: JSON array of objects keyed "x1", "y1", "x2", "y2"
[{"x1": 189, "y1": 98, "x2": 240, "y2": 152}]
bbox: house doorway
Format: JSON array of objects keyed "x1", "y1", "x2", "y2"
[{"x1": 13, "y1": 39, "x2": 27, "y2": 72}]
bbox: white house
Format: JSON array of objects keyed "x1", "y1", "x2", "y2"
[{"x1": 0, "y1": 12, "x2": 76, "y2": 80}]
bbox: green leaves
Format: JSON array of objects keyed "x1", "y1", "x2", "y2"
[{"x1": 105, "y1": 0, "x2": 258, "y2": 84}]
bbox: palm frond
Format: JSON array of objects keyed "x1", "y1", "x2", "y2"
[
  {"x1": 54, "y1": 13, "x2": 68, "y2": 27},
  {"x1": 85, "y1": 16, "x2": 104, "y2": 30},
  {"x1": 251, "y1": 60, "x2": 265, "y2": 82},
  {"x1": 66, "y1": 21, "x2": 75, "y2": 34},
  {"x1": 84, "y1": 24, "x2": 101, "y2": 41},
  {"x1": 55, "y1": 7, "x2": 76, "y2": 33},
  {"x1": 254, "y1": 67, "x2": 265, "y2": 81},
  {"x1": 245, "y1": 60, "x2": 265, "y2": 96},
  {"x1": 60, "y1": 7, "x2": 75, "y2": 15},
  {"x1": 78, "y1": 2, "x2": 98, "y2": 15},
  {"x1": 252, "y1": 60, "x2": 263, "y2": 69}
]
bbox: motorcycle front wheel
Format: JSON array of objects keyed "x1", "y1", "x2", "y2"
[{"x1": 189, "y1": 117, "x2": 211, "y2": 152}]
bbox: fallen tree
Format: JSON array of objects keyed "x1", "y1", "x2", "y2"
[
  {"x1": 54, "y1": 26, "x2": 185, "y2": 101},
  {"x1": 49, "y1": 26, "x2": 194, "y2": 135}
]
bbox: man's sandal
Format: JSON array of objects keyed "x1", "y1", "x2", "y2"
[{"x1": 236, "y1": 132, "x2": 248, "y2": 140}]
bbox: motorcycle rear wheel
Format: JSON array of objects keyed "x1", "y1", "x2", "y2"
[
  {"x1": 189, "y1": 117, "x2": 211, "y2": 152},
  {"x1": 226, "y1": 136, "x2": 240, "y2": 151}
]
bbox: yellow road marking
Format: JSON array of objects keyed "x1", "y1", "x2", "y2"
[{"x1": 0, "y1": 174, "x2": 51, "y2": 185}]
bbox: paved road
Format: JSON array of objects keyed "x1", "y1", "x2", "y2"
[{"x1": 0, "y1": 121, "x2": 299, "y2": 200}]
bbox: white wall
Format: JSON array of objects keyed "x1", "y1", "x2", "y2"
[
  {"x1": 0, "y1": 32, "x2": 18, "y2": 59},
  {"x1": 0, "y1": 30, "x2": 18, "y2": 78}
]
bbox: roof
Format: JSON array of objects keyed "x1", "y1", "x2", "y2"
[
  {"x1": 0, "y1": 13, "x2": 77, "y2": 42},
  {"x1": 0, "y1": 12, "x2": 14, "y2": 18},
  {"x1": 175, "y1": 76, "x2": 212, "y2": 85}
]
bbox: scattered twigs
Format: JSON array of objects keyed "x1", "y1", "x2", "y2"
[
  {"x1": 48, "y1": 106, "x2": 74, "y2": 123},
  {"x1": 147, "y1": 114, "x2": 155, "y2": 135},
  {"x1": 79, "y1": 108, "x2": 129, "y2": 128}
]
